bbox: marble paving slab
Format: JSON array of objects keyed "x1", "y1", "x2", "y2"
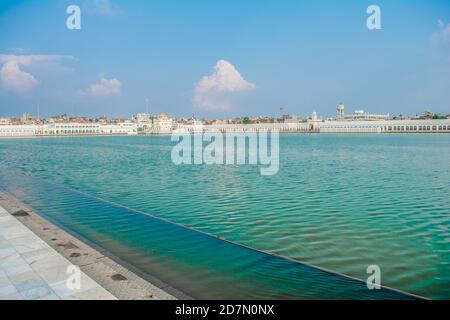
[{"x1": 0, "y1": 205, "x2": 116, "y2": 300}]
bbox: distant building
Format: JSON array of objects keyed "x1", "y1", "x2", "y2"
[
  {"x1": 0, "y1": 118, "x2": 11, "y2": 125},
  {"x1": 337, "y1": 103, "x2": 345, "y2": 119},
  {"x1": 336, "y1": 104, "x2": 389, "y2": 121},
  {"x1": 112, "y1": 118, "x2": 127, "y2": 124},
  {"x1": 50, "y1": 114, "x2": 70, "y2": 123},
  {"x1": 0, "y1": 122, "x2": 137, "y2": 137},
  {"x1": 2, "y1": 105, "x2": 450, "y2": 137},
  {"x1": 134, "y1": 113, "x2": 151, "y2": 124},
  {"x1": 213, "y1": 120, "x2": 227, "y2": 125},
  {"x1": 152, "y1": 113, "x2": 173, "y2": 133},
  {"x1": 133, "y1": 113, "x2": 153, "y2": 133},
  {"x1": 306, "y1": 112, "x2": 321, "y2": 131},
  {"x1": 320, "y1": 119, "x2": 450, "y2": 133},
  {"x1": 255, "y1": 117, "x2": 277, "y2": 124},
  {"x1": 70, "y1": 116, "x2": 91, "y2": 123},
  {"x1": 10, "y1": 118, "x2": 21, "y2": 125},
  {"x1": 96, "y1": 116, "x2": 108, "y2": 124},
  {"x1": 21, "y1": 113, "x2": 37, "y2": 125},
  {"x1": 280, "y1": 115, "x2": 303, "y2": 124},
  {"x1": 421, "y1": 111, "x2": 434, "y2": 120}
]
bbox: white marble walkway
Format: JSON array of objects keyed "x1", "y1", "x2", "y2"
[{"x1": 0, "y1": 205, "x2": 116, "y2": 300}]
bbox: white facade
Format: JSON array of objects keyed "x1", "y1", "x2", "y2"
[
  {"x1": 2, "y1": 118, "x2": 450, "y2": 137},
  {"x1": 0, "y1": 118, "x2": 11, "y2": 125},
  {"x1": 319, "y1": 119, "x2": 450, "y2": 133},
  {"x1": 135, "y1": 113, "x2": 151, "y2": 123},
  {"x1": 0, "y1": 122, "x2": 137, "y2": 137},
  {"x1": 134, "y1": 113, "x2": 152, "y2": 127},
  {"x1": 0, "y1": 125, "x2": 41, "y2": 137},
  {"x1": 151, "y1": 114, "x2": 173, "y2": 134},
  {"x1": 341, "y1": 110, "x2": 390, "y2": 121},
  {"x1": 336, "y1": 104, "x2": 389, "y2": 121},
  {"x1": 177, "y1": 122, "x2": 310, "y2": 133},
  {"x1": 175, "y1": 119, "x2": 450, "y2": 134}
]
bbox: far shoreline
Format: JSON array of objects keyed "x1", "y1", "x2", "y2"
[{"x1": 1, "y1": 131, "x2": 450, "y2": 141}]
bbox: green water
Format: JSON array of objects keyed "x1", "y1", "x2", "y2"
[{"x1": 0, "y1": 134, "x2": 449, "y2": 299}]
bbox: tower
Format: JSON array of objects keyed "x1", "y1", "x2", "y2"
[{"x1": 337, "y1": 103, "x2": 345, "y2": 120}]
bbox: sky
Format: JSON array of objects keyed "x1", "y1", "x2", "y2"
[{"x1": 0, "y1": 0, "x2": 449, "y2": 119}]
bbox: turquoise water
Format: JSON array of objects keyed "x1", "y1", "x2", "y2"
[{"x1": 0, "y1": 134, "x2": 449, "y2": 299}]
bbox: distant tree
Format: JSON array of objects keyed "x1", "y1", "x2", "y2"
[
  {"x1": 243, "y1": 117, "x2": 252, "y2": 124},
  {"x1": 432, "y1": 114, "x2": 446, "y2": 120}
]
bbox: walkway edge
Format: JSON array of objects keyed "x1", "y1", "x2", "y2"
[{"x1": 0, "y1": 191, "x2": 185, "y2": 300}]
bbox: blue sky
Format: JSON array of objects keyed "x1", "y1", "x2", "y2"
[{"x1": 0, "y1": 0, "x2": 449, "y2": 119}]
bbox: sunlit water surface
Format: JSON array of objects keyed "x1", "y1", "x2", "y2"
[{"x1": 0, "y1": 134, "x2": 448, "y2": 299}]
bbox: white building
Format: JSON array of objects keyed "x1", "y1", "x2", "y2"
[
  {"x1": 178, "y1": 122, "x2": 310, "y2": 134},
  {"x1": 1, "y1": 107, "x2": 449, "y2": 137},
  {"x1": 177, "y1": 116, "x2": 450, "y2": 134},
  {"x1": 0, "y1": 125, "x2": 41, "y2": 137},
  {"x1": 319, "y1": 119, "x2": 450, "y2": 133},
  {"x1": 0, "y1": 122, "x2": 137, "y2": 137},
  {"x1": 134, "y1": 113, "x2": 151, "y2": 123},
  {"x1": 0, "y1": 118, "x2": 12, "y2": 125},
  {"x1": 151, "y1": 113, "x2": 173, "y2": 134},
  {"x1": 337, "y1": 104, "x2": 389, "y2": 121},
  {"x1": 134, "y1": 113, "x2": 153, "y2": 132}
]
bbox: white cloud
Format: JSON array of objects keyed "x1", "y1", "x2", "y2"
[
  {"x1": 0, "y1": 61, "x2": 37, "y2": 93},
  {"x1": 0, "y1": 54, "x2": 72, "y2": 93},
  {"x1": 80, "y1": 77, "x2": 122, "y2": 96},
  {"x1": 0, "y1": 54, "x2": 72, "y2": 66},
  {"x1": 431, "y1": 20, "x2": 450, "y2": 47},
  {"x1": 193, "y1": 59, "x2": 255, "y2": 111},
  {"x1": 83, "y1": 0, "x2": 121, "y2": 16}
]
